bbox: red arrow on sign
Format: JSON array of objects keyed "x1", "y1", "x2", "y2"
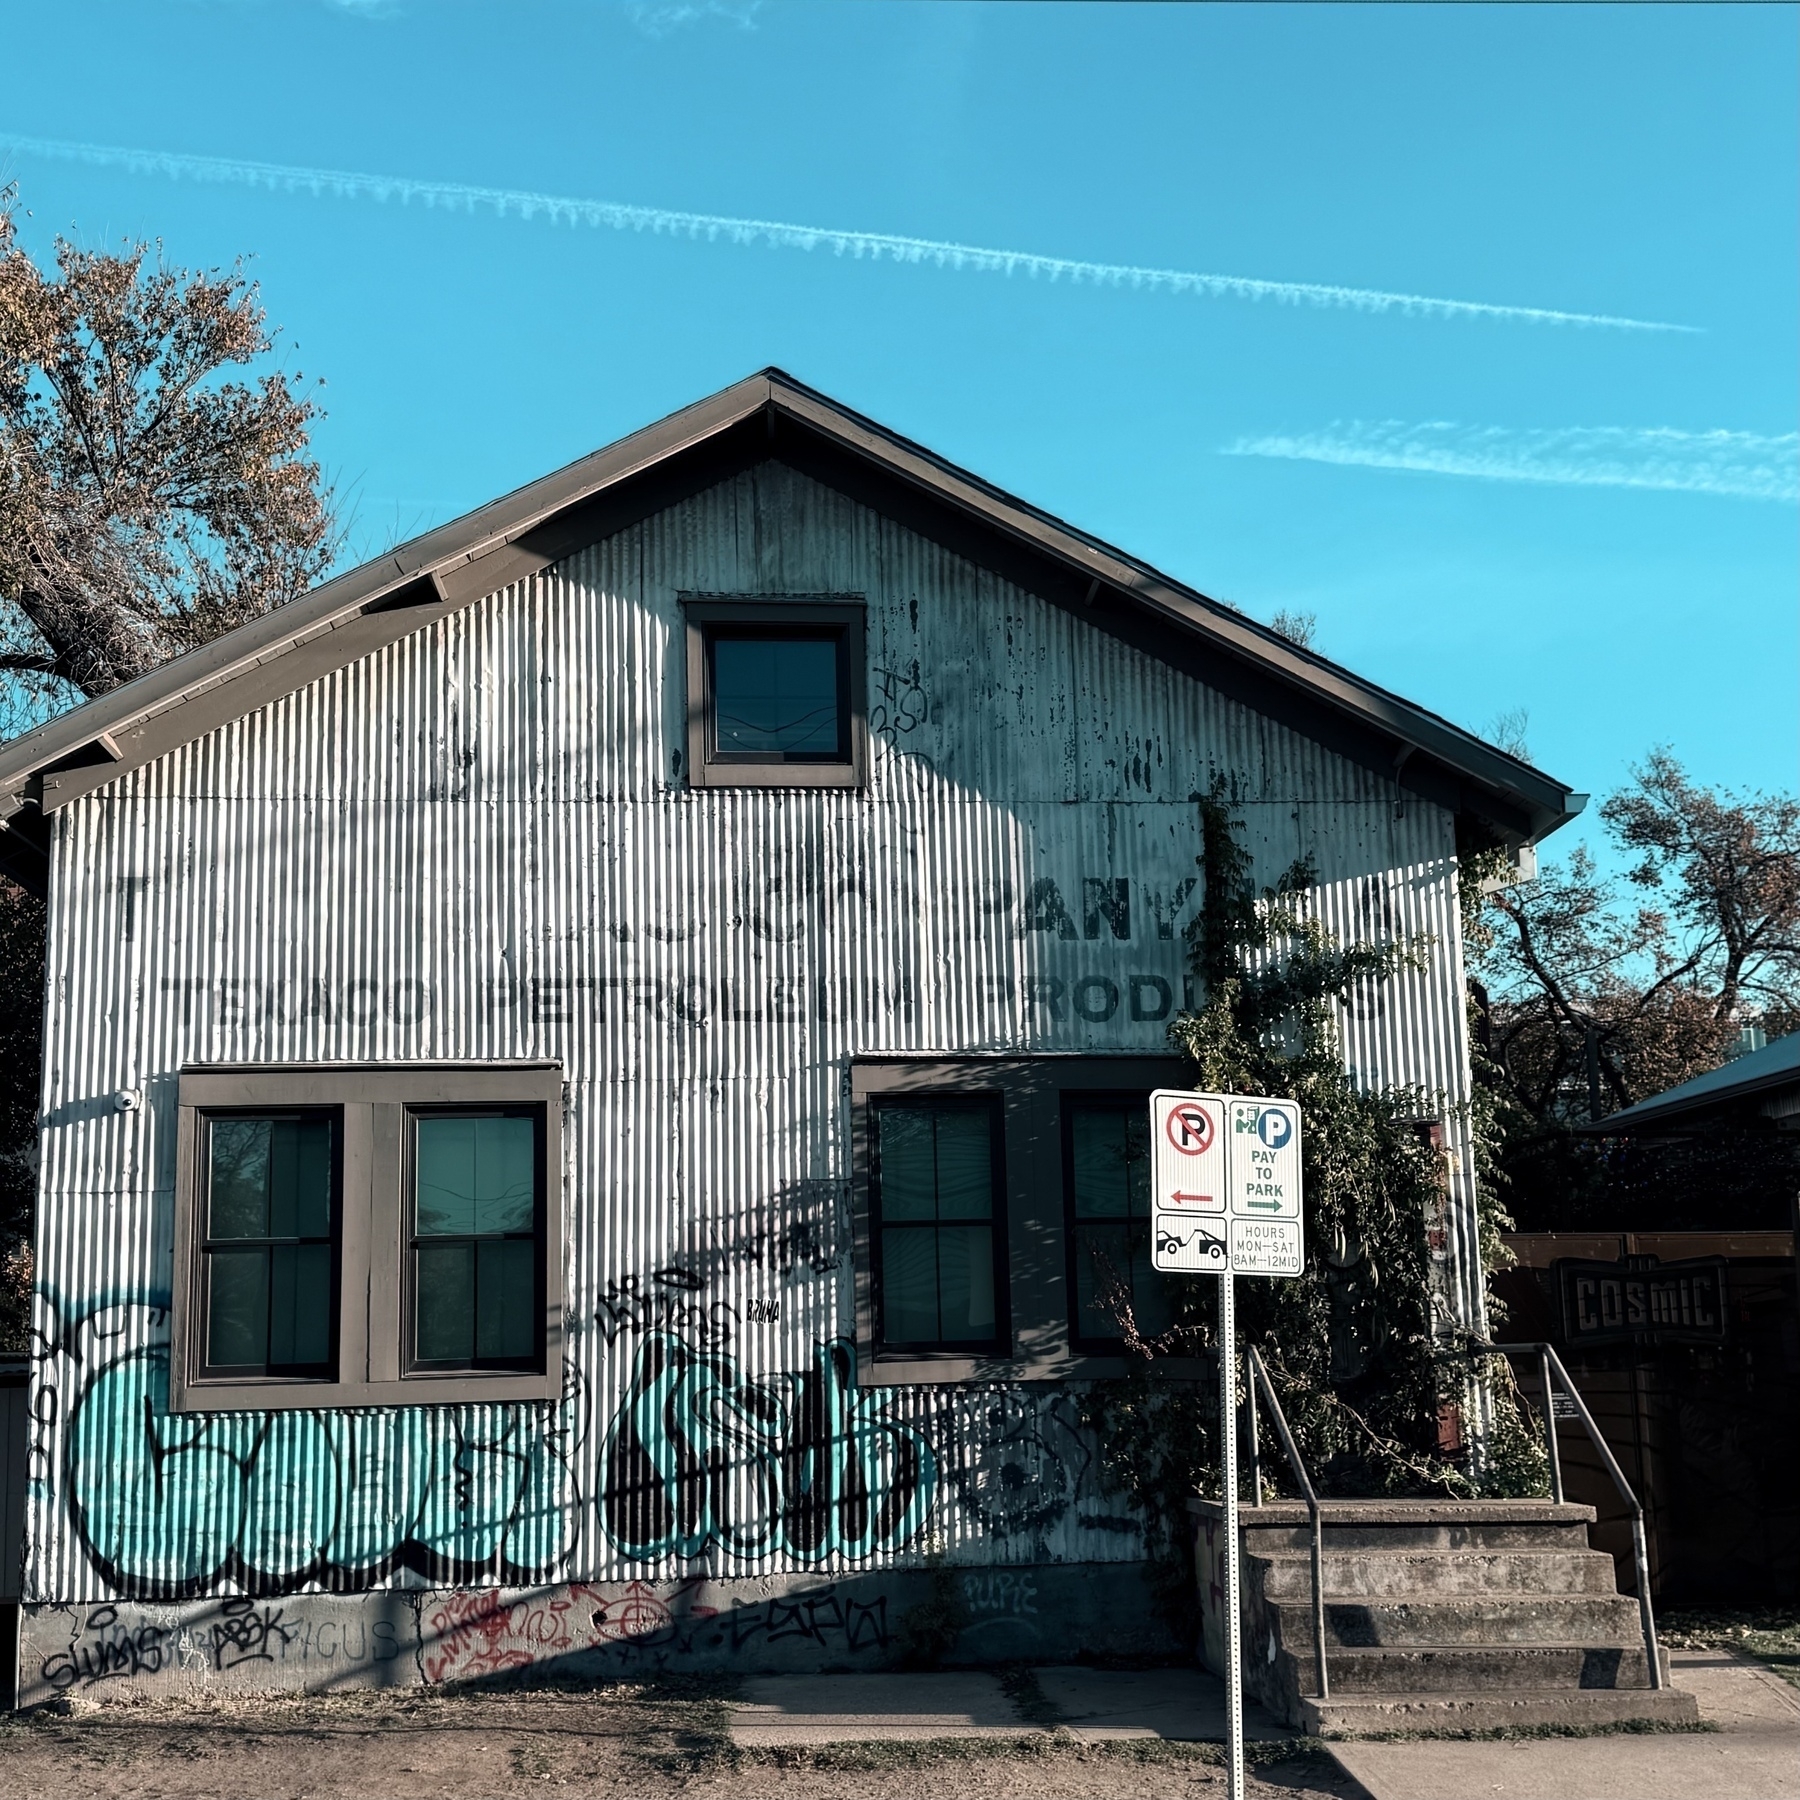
[{"x1": 1168, "y1": 1191, "x2": 1220, "y2": 1207}]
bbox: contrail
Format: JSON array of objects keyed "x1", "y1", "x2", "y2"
[
  {"x1": 1226, "y1": 421, "x2": 1798, "y2": 503},
  {"x1": 0, "y1": 132, "x2": 1695, "y2": 335}
]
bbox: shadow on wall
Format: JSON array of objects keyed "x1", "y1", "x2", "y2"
[{"x1": 21, "y1": 1560, "x2": 1174, "y2": 1702}]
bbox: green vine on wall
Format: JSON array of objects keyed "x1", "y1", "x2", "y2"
[{"x1": 1079, "y1": 779, "x2": 1549, "y2": 1639}]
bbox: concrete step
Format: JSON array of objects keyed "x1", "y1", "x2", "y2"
[
  {"x1": 1298, "y1": 1684, "x2": 1701, "y2": 1737},
  {"x1": 1283, "y1": 1643, "x2": 1665, "y2": 1694},
  {"x1": 1268, "y1": 1594, "x2": 1644, "y2": 1649},
  {"x1": 1255, "y1": 1548, "x2": 1620, "y2": 1600},
  {"x1": 1244, "y1": 1520, "x2": 1594, "y2": 1555}
]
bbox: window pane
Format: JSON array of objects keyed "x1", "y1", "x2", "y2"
[
  {"x1": 207, "y1": 1248, "x2": 267, "y2": 1367},
  {"x1": 268, "y1": 1118, "x2": 334, "y2": 1238},
  {"x1": 1127, "y1": 1229, "x2": 1174, "y2": 1338},
  {"x1": 209, "y1": 1115, "x2": 332, "y2": 1240},
  {"x1": 416, "y1": 1242, "x2": 475, "y2": 1364},
  {"x1": 712, "y1": 635, "x2": 841, "y2": 756},
  {"x1": 268, "y1": 1243, "x2": 333, "y2": 1367},
  {"x1": 1073, "y1": 1221, "x2": 1132, "y2": 1339},
  {"x1": 937, "y1": 1225, "x2": 996, "y2": 1338},
  {"x1": 475, "y1": 1238, "x2": 537, "y2": 1362},
  {"x1": 933, "y1": 1111, "x2": 993, "y2": 1220},
  {"x1": 1074, "y1": 1221, "x2": 1173, "y2": 1343},
  {"x1": 877, "y1": 1109, "x2": 938, "y2": 1220},
  {"x1": 416, "y1": 1114, "x2": 538, "y2": 1237},
  {"x1": 1121, "y1": 1113, "x2": 1151, "y2": 1219},
  {"x1": 209, "y1": 1118, "x2": 272, "y2": 1239},
  {"x1": 880, "y1": 1228, "x2": 939, "y2": 1344},
  {"x1": 416, "y1": 1116, "x2": 478, "y2": 1236},
  {"x1": 1071, "y1": 1108, "x2": 1149, "y2": 1220},
  {"x1": 473, "y1": 1117, "x2": 537, "y2": 1234},
  {"x1": 1071, "y1": 1110, "x2": 1128, "y2": 1219}
]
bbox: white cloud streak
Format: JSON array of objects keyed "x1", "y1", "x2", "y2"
[
  {"x1": 626, "y1": 0, "x2": 762, "y2": 35},
  {"x1": 1226, "y1": 421, "x2": 1798, "y2": 504},
  {"x1": 0, "y1": 133, "x2": 1693, "y2": 335}
]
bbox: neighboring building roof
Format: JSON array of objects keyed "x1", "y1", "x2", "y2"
[
  {"x1": 0, "y1": 368, "x2": 1583, "y2": 892},
  {"x1": 1587, "y1": 1031, "x2": 1800, "y2": 1135}
]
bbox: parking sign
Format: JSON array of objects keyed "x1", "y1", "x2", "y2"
[
  {"x1": 1150, "y1": 1091, "x2": 1227, "y2": 1278},
  {"x1": 1151, "y1": 1093, "x2": 1304, "y2": 1278}
]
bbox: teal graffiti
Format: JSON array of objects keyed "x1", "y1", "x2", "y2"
[
  {"x1": 66, "y1": 1344, "x2": 572, "y2": 1598},
  {"x1": 601, "y1": 1335, "x2": 935, "y2": 1562}
]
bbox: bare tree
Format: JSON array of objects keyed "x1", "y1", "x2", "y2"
[
  {"x1": 1269, "y1": 607, "x2": 1318, "y2": 650},
  {"x1": 0, "y1": 185, "x2": 333, "y2": 728}
]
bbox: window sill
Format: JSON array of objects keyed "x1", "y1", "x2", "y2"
[
  {"x1": 859, "y1": 1352, "x2": 1213, "y2": 1387},
  {"x1": 169, "y1": 1368, "x2": 561, "y2": 1413},
  {"x1": 687, "y1": 760, "x2": 864, "y2": 789}
]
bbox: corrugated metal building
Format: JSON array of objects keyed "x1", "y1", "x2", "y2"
[{"x1": 0, "y1": 372, "x2": 1578, "y2": 1698}]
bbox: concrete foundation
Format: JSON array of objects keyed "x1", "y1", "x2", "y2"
[{"x1": 17, "y1": 1561, "x2": 1175, "y2": 1705}]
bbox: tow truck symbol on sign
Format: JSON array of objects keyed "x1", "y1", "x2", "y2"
[{"x1": 1153, "y1": 1218, "x2": 1229, "y2": 1271}]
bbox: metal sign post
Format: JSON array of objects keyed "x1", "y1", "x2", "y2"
[
  {"x1": 1217, "y1": 1257, "x2": 1244, "y2": 1800},
  {"x1": 1150, "y1": 1090, "x2": 1305, "y2": 1800}
]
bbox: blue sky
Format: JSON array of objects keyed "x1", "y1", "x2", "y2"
[{"x1": 2, "y1": 1, "x2": 1794, "y2": 853}]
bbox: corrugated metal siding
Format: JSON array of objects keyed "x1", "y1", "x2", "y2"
[{"x1": 27, "y1": 462, "x2": 1483, "y2": 1603}]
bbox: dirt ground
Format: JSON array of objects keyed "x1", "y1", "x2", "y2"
[{"x1": 0, "y1": 1682, "x2": 1362, "y2": 1800}]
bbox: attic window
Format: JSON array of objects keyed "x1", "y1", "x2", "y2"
[{"x1": 683, "y1": 598, "x2": 867, "y2": 788}]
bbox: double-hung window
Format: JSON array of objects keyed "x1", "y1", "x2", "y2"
[
  {"x1": 172, "y1": 1063, "x2": 562, "y2": 1411},
  {"x1": 409, "y1": 1110, "x2": 543, "y2": 1371},
  {"x1": 199, "y1": 1112, "x2": 339, "y2": 1378},
  {"x1": 870, "y1": 1096, "x2": 1005, "y2": 1354}
]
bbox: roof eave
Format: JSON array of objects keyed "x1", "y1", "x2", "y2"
[{"x1": 0, "y1": 366, "x2": 1580, "y2": 858}]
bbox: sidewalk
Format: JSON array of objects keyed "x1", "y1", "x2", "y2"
[
  {"x1": 1326, "y1": 1650, "x2": 1800, "y2": 1800},
  {"x1": 728, "y1": 1664, "x2": 1290, "y2": 1746},
  {"x1": 725, "y1": 1650, "x2": 1800, "y2": 1800}
]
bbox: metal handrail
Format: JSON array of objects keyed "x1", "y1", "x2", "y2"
[
  {"x1": 1470, "y1": 1339, "x2": 1664, "y2": 1692},
  {"x1": 1243, "y1": 1345, "x2": 1330, "y2": 1700}
]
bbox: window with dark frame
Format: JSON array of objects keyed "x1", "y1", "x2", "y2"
[
  {"x1": 683, "y1": 599, "x2": 866, "y2": 788},
  {"x1": 172, "y1": 1062, "x2": 563, "y2": 1413},
  {"x1": 407, "y1": 1108, "x2": 545, "y2": 1372},
  {"x1": 872, "y1": 1096, "x2": 1005, "y2": 1354},
  {"x1": 199, "y1": 1111, "x2": 338, "y2": 1378},
  {"x1": 1063, "y1": 1097, "x2": 1173, "y2": 1350},
  {"x1": 853, "y1": 1057, "x2": 1198, "y2": 1382}
]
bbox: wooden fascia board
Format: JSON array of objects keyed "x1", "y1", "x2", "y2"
[
  {"x1": 0, "y1": 367, "x2": 1570, "y2": 842},
  {"x1": 0, "y1": 377, "x2": 779, "y2": 815},
  {"x1": 764, "y1": 388, "x2": 1564, "y2": 839}
]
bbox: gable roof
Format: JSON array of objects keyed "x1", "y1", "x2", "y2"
[
  {"x1": 1586, "y1": 1031, "x2": 1800, "y2": 1136},
  {"x1": 0, "y1": 368, "x2": 1581, "y2": 891}
]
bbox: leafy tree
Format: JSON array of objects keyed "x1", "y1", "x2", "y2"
[
  {"x1": 0, "y1": 187, "x2": 334, "y2": 1347},
  {"x1": 1083, "y1": 781, "x2": 1546, "y2": 1637},
  {"x1": 1471, "y1": 754, "x2": 1800, "y2": 1230}
]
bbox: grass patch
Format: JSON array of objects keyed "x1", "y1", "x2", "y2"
[
  {"x1": 1660, "y1": 1608, "x2": 1800, "y2": 1690},
  {"x1": 725, "y1": 1733, "x2": 1330, "y2": 1774},
  {"x1": 1332, "y1": 1717, "x2": 1718, "y2": 1743},
  {"x1": 996, "y1": 1664, "x2": 1062, "y2": 1727}
]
